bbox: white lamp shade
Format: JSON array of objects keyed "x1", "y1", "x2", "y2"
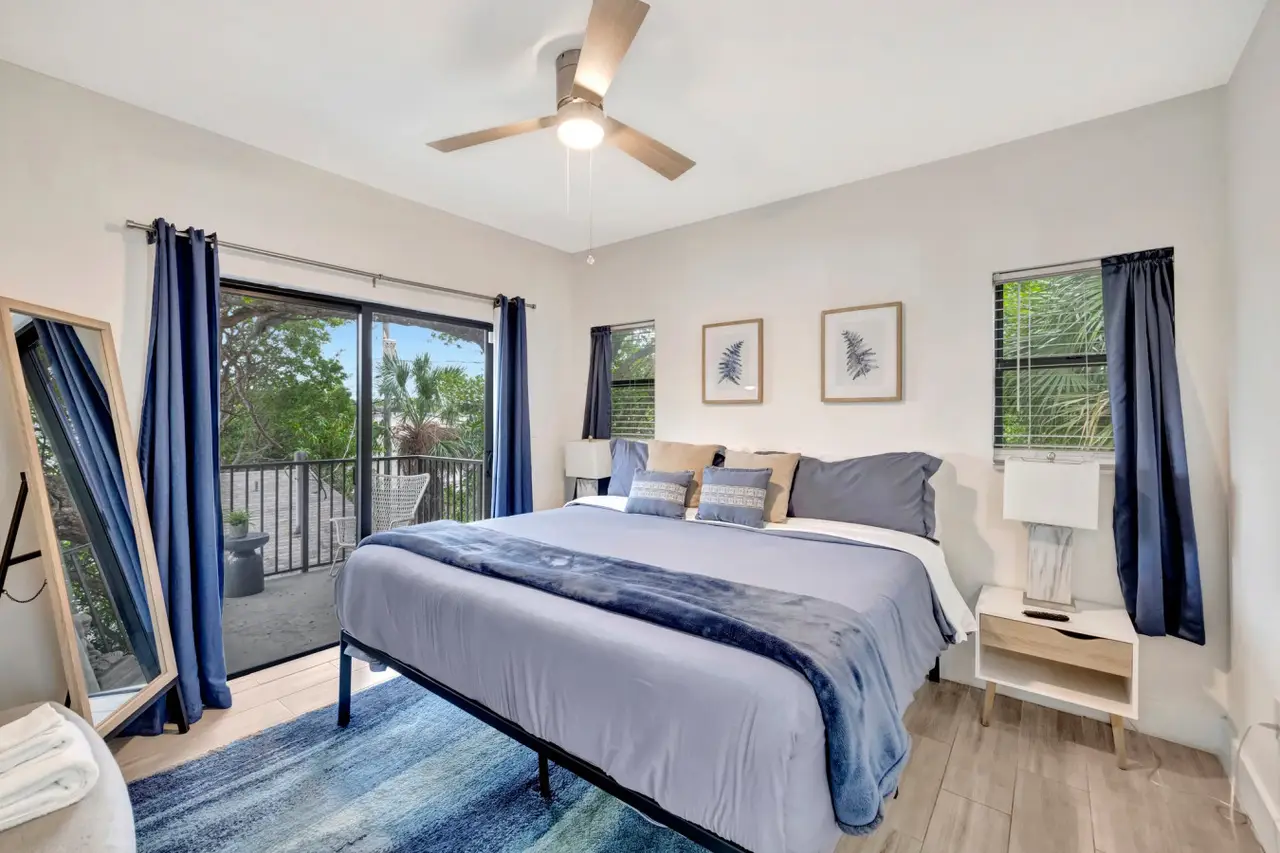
[
  {"x1": 564, "y1": 440, "x2": 613, "y2": 479},
  {"x1": 1002, "y1": 459, "x2": 1101, "y2": 530}
]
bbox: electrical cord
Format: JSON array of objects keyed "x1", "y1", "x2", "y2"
[{"x1": 1123, "y1": 717, "x2": 1278, "y2": 829}]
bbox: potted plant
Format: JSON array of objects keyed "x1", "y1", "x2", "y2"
[{"x1": 226, "y1": 510, "x2": 250, "y2": 539}]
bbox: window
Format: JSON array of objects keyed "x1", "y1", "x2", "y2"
[
  {"x1": 611, "y1": 323, "x2": 655, "y2": 439},
  {"x1": 994, "y1": 264, "x2": 1112, "y2": 460}
]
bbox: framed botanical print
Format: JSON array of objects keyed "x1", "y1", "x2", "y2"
[
  {"x1": 821, "y1": 302, "x2": 903, "y2": 402},
  {"x1": 702, "y1": 318, "x2": 763, "y2": 404}
]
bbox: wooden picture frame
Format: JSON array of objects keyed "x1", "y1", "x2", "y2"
[
  {"x1": 702, "y1": 318, "x2": 763, "y2": 404},
  {"x1": 0, "y1": 298, "x2": 178, "y2": 736},
  {"x1": 821, "y1": 302, "x2": 903, "y2": 402}
]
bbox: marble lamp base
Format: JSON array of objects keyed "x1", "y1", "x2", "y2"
[{"x1": 1023, "y1": 522, "x2": 1076, "y2": 612}]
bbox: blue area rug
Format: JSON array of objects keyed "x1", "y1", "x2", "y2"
[{"x1": 128, "y1": 676, "x2": 703, "y2": 852}]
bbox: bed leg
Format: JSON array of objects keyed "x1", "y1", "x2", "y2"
[
  {"x1": 927, "y1": 657, "x2": 941, "y2": 684},
  {"x1": 538, "y1": 752, "x2": 552, "y2": 800},
  {"x1": 337, "y1": 637, "x2": 352, "y2": 728}
]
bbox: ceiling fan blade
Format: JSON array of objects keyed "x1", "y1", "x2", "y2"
[
  {"x1": 427, "y1": 116, "x2": 557, "y2": 153},
  {"x1": 572, "y1": 0, "x2": 650, "y2": 104},
  {"x1": 605, "y1": 118, "x2": 695, "y2": 181}
]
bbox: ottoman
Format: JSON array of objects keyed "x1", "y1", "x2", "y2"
[{"x1": 0, "y1": 703, "x2": 135, "y2": 853}]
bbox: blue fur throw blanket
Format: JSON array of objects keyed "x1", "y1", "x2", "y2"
[{"x1": 361, "y1": 521, "x2": 911, "y2": 835}]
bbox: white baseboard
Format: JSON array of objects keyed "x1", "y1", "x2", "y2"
[{"x1": 1239, "y1": 748, "x2": 1280, "y2": 853}]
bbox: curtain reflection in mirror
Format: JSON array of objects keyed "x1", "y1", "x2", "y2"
[{"x1": 16, "y1": 316, "x2": 160, "y2": 717}]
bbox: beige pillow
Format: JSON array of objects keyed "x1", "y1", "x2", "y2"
[
  {"x1": 647, "y1": 440, "x2": 721, "y2": 507},
  {"x1": 722, "y1": 450, "x2": 801, "y2": 524}
]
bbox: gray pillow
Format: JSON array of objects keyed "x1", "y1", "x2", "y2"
[
  {"x1": 625, "y1": 469, "x2": 694, "y2": 519},
  {"x1": 697, "y1": 467, "x2": 773, "y2": 528},
  {"x1": 788, "y1": 453, "x2": 943, "y2": 537},
  {"x1": 608, "y1": 439, "x2": 649, "y2": 497}
]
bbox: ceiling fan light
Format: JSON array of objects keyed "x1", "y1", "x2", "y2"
[
  {"x1": 556, "y1": 100, "x2": 606, "y2": 150},
  {"x1": 558, "y1": 118, "x2": 605, "y2": 150}
]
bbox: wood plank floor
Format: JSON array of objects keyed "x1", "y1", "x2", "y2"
[
  {"x1": 109, "y1": 646, "x2": 397, "y2": 781},
  {"x1": 112, "y1": 668, "x2": 1260, "y2": 853}
]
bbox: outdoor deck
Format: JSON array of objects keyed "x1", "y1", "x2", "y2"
[
  {"x1": 222, "y1": 569, "x2": 342, "y2": 675},
  {"x1": 218, "y1": 453, "x2": 485, "y2": 675}
]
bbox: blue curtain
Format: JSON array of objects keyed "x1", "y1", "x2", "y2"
[
  {"x1": 129, "y1": 219, "x2": 231, "y2": 734},
  {"x1": 1102, "y1": 247, "x2": 1204, "y2": 644},
  {"x1": 33, "y1": 321, "x2": 151, "y2": 627},
  {"x1": 582, "y1": 325, "x2": 612, "y2": 440},
  {"x1": 492, "y1": 295, "x2": 533, "y2": 517}
]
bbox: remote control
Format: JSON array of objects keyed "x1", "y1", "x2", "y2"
[{"x1": 1022, "y1": 609, "x2": 1070, "y2": 622}]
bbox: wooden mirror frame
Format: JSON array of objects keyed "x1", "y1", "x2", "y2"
[{"x1": 0, "y1": 298, "x2": 177, "y2": 736}]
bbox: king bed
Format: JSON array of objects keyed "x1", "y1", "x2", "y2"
[{"x1": 334, "y1": 494, "x2": 975, "y2": 853}]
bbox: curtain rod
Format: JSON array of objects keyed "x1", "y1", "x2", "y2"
[
  {"x1": 124, "y1": 220, "x2": 535, "y2": 310},
  {"x1": 993, "y1": 256, "x2": 1102, "y2": 282}
]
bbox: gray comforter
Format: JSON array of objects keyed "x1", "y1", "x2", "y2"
[{"x1": 335, "y1": 505, "x2": 949, "y2": 853}]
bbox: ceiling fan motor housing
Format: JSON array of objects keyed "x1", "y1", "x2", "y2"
[{"x1": 556, "y1": 49, "x2": 589, "y2": 108}]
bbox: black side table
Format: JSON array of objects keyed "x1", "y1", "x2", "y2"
[{"x1": 224, "y1": 531, "x2": 270, "y2": 598}]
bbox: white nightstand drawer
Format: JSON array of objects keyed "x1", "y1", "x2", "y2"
[{"x1": 980, "y1": 613, "x2": 1132, "y2": 678}]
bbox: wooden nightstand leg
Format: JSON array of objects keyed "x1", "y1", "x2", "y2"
[
  {"x1": 980, "y1": 682, "x2": 996, "y2": 727},
  {"x1": 1110, "y1": 714, "x2": 1127, "y2": 768}
]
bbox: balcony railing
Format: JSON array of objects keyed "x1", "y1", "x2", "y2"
[{"x1": 219, "y1": 454, "x2": 486, "y2": 576}]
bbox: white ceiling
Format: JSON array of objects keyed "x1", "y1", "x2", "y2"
[{"x1": 0, "y1": 1, "x2": 1265, "y2": 252}]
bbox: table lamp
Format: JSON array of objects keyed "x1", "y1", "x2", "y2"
[
  {"x1": 565, "y1": 439, "x2": 613, "y2": 498},
  {"x1": 1002, "y1": 457, "x2": 1101, "y2": 612}
]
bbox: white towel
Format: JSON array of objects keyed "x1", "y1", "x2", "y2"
[
  {"x1": 0, "y1": 718, "x2": 99, "y2": 832},
  {"x1": 0, "y1": 704, "x2": 75, "y2": 775}
]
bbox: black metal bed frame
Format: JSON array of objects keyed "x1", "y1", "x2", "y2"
[{"x1": 337, "y1": 630, "x2": 943, "y2": 853}]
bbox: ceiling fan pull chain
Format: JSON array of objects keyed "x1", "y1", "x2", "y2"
[{"x1": 586, "y1": 149, "x2": 596, "y2": 265}]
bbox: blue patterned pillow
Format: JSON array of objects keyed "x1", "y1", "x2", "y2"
[
  {"x1": 696, "y1": 467, "x2": 772, "y2": 528},
  {"x1": 625, "y1": 469, "x2": 694, "y2": 519}
]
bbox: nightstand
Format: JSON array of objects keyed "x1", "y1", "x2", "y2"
[{"x1": 975, "y1": 585, "x2": 1138, "y2": 767}]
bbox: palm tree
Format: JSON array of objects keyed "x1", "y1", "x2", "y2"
[
  {"x1": 1001, "y1": 272, "x2": 1111, "y2": 449},
  {"x1": 375, "y1": 353, "x2": 470, "y2": 458}
]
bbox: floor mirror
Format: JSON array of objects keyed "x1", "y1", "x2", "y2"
[{"x1": 0, "y1": 299, "x2": 181, "y2": 738}]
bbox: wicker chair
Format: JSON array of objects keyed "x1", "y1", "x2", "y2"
[{"x1": 329, "y1": 472, "x2": 430, "y2": 573}]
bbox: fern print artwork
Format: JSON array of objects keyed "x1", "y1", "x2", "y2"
[
  {"x1": 822, "y1": 303, "x2": 901, "y2": 402},
  {"x1": 718, "y1": 340, "x2": 745, "y2": 385},
  {"x1": 841, "y1": 329, "x2": 878, "y2": 381},
  {"x1": 703, "y1": 320, "x2": 763, "y2": 403}
]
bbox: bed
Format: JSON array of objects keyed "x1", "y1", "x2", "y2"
[{"x1": 334, "y1": 497, "x2": 975, "y2": 853}]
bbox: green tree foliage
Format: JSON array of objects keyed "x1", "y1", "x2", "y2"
[
  {"x1": 220, "y1": 294, "x2": 356, "y2": 463},
  {"x1": 610, "y1": 325, "x2": 655, "y2": 438},
  {"x1": 375, "y1": 352, "x2": 480, "y2": 458},
  {"x1": 1000, "y1": 272, "x2": 1111, "y2": 449}
]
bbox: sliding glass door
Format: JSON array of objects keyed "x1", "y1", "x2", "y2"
[
  {"x1": 217, "y1": 282, "x2": 492, "y2": 677},
  {"x1": 371, "y1": 312, "x2": 491, "y2": 524}
]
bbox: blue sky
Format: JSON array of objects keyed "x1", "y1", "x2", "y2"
[{"x1": 323, "y1": 320, "x2": 485, "y2": 394}]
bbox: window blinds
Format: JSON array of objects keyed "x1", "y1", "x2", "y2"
[
  {"x1": 610, "y1": 323, "x2": 656, "y2": 439},
  {"x1": 993, "y1": 264, "x2": 1113, "y2": 460}
]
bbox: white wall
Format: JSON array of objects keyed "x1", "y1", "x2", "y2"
[
  {"x1": 0, "y1": 61, "x2": 574, "y2": 709},
  {"x1": 1227, "y1": 0, "x2": 1280, "y2": 847},
  {"x1": 569, "y1": 90, "x2": 1232, "y2": 751}
]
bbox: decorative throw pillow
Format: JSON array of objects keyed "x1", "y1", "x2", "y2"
[
  {"x1": 721, "y1": 449, "x2": 800, "y2": 524},
  {"x1": 625, "y1": 469, "x2": 695, "y2": 519},
  {"x1": 696, "y1": 467, "x2": 773, "y2": 528},
  {"x1": 646, "y1": 440, "x2": 721, "y2": 507},
  {"x1": 607, "y1": 439, "x2": 649, "y2": 497},
  {"x1": 788, "y1": 452, "x2": 943, "y2": 537}
]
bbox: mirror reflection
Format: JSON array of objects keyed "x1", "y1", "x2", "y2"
[{"x1": 14, "y1": 313, "x2": 160, "y2": 725}]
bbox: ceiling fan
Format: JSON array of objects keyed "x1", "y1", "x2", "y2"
[{"x1": 426, "y1": 0, "x2": 694, "y2": 181}]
